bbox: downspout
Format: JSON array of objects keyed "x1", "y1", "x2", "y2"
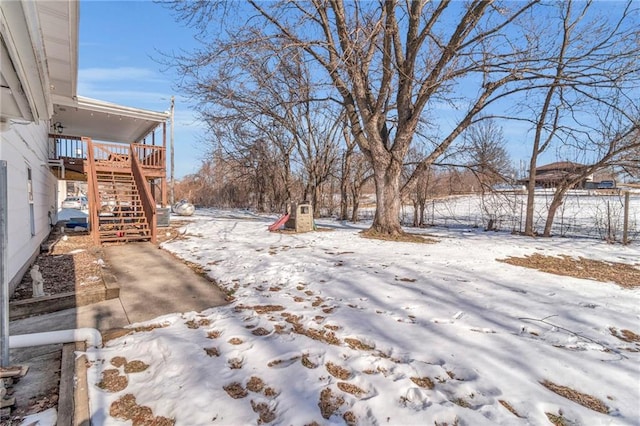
[
  {"x1": 1, "y1": 161, "x2": 9, "y2": 367},
  {"x1": 9, "y1": 328, "x2": 102, "y2": 349}
]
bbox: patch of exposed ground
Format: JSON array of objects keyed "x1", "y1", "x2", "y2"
[
  {"x1": 344, "y1": 338, "x2": 375, "y2": 351},
  {"x1": 251, "y1": 400, "x2": 277, "y2": 424},
  {"x1": 223, "y1": 382, "x2": 248, "y2": 399},
  {"x1": 541, "y1": 380, "x2": 609, "y2": 414},
  {"x1": 410, "y1": 376, "x2": 435, "y2": 389},
  {"x1": 609, "y1": 327, "x2": 640, "y2": 343},
  {"x1": 11, "y1": 229, "x2": 105, "y2": 301},
  {"x1": 110, "y1": 394, "x2": 175, "y2": 425},
  {"x1": 185, "y1": 318, "x2": 211, "y2": 329},
  {"x1": 325, "y1": 362, "x2": 351, "y2": 380},
  {"x1": 124, "y1": 360, "x2": 149, "y2": 374},
  {"x1": 498, "y1": 399, "x2": 522, "y2": 417},
  {"x1": 498, "y1": 253, "x2": 640, "y2": 289},
  {"x1": 360, "y1": 230, "x2": 438, "y2": 244},
  {"x1": 336, "y1": 382, "x2": 366, "y2": 397},
  {"x1": 318, "y1": 388, "x2": 344, "y2": 419},
  {"x1": 96, "y1": 369, "x2": 128, "y2": 392}
]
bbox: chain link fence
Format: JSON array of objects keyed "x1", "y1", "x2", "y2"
[{"x1": 358, "y1": 190, "x2": 639, "y2": 244}]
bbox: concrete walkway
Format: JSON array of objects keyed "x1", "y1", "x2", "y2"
[
  {"x1": 10, "y1": 242, "x2": 229, "y2": 335},
  {"x1": 7, "y1": 242, "x2": 229, "y2": 421},
  {"x1": 103, "y1": 242, "x2": 229, "y2": 324}
]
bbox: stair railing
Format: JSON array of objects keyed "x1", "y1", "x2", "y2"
[
  {"x1": 130, "y1": 144, "x2": 157, "y2": 244},
  {"x1": 83, "y1": 137, "x2": 101, "y2": 245},
  {"x1": 132, "y1": 143, "x2": 165, "y2": 170}
]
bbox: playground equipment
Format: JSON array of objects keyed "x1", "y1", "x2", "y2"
[{"x1": 268, "y1": 202, "x2": 314, "y2": 232}]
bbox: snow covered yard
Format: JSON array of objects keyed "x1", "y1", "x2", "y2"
[{"x1": 86, "y1": 209, "x2": 639, "y2": 425}]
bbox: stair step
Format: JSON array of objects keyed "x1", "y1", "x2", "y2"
[{"x1": 89, "y1": 164, "x2": 155, "y2": 245}]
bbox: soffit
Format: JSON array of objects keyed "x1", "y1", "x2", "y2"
[{"x1": 52, "y1": 95, "x2": 169, "y2": 143}]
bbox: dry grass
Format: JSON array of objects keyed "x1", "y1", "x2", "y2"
[
  {"x1": 223, "y1": 382, "x2": 247, "y2": 399},
  {"x1": 207, "y1": 330, "x2": 222, "y2": 339},
  {"x1": 452, "y1": 398, "x2": 471, "y2": 408},
  {"x1": 541, "y1": 380, "x2": 608, "y2": 414},
  {"x1": 185, "y1": 318, "x2": 211, "y2": 329},
  {"x1": 96, "y1": 369, "x2": 128, "y2": 392},
  {"x1": 546, "y1": 412, "x2": 570, "y2": 426},
  {"x1": 251, "y1": 327, "x2": 271, "y2": 336},
  {"x1": 110, "y1": 394, "x2": 175, "y2": 426},
  {"x1": 301, "y1": 354, "x2": 318, "y2": 369},
  {"x1": 252, "y1": 304, "x2": 286, "y2": 314},
  {"x1": 228, "y1": 337, "x2": 244, "y2": 345},
  {"x1": 499, "y1": 253, "x2": 640, "y2": 289},
  {"x1": 325, "y1": 362, "x2": 351, "y2": 380},
  {"x1": 131, "y1": 323, "x2": 170, "y2": 333},
  {"x1": 609, "y1": 327, "x2": 640, "y2": 343},
  {"x1": 360, "y1": 229, "x2": 438, "y2": 244},
  {"x1": 318, "y1": 388, "x2": 344, "y2": 419},
  {"x1": 228, "y1": 357, "x2": 244, "y2": 369},
  {"x1": 337, "y1": 382, "x2": 367, "y2": 397},
  {"x1": 124, "y1": 360, "x2": 149, "y2": 374},
  {"x1": 410, "y1": 376, "x2": 435, "y2": 389},
  {"x1": 498, "y1": 400, "x2": 522, "y2": 417},
  {"x1": 251, "y1": 400, "x2": 277, "y2": 424},
  {"x1": 204, "y1": 347, "x2": 219, "y2": 357},
  {"x1": 344, "y1": 338, "x2": 375, "y2": 351},
  {"x1": 246, "y1": 376, "x2": 265, "y2": 393},
  {"x1": 292, "y1": 324, "x2": 341, "y2": 345},
  {"x1": 343, "y1": 411, "x2": 357, "y2": 426},
  {"x1": 110, "y1": 356, "x2": 127, "y2": 367}
]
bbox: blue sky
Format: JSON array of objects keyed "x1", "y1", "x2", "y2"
[
  {"x1": 77, "y1": 1, "x2": 535, "y2": 181},
  {"x1": 77, "y1": 1, "x2": 632, "y2": 181},
  {"x1": 79, "y1": 0, "x2": 203, "y2": 179}
]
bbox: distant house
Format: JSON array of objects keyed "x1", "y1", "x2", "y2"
[
  {"x1": 518, "y1": 161, "x2": 616, "y2": 189},
  {"x1": 518, "y1": 162, "x2": 588, "y2": 189},
  {"x1": 1, "y1": 1, "x2": 170, "y2": 295}
]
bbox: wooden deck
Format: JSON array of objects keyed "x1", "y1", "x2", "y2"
[{"x1": 49, "y1": 135, "x2": 166, "y2": 244}]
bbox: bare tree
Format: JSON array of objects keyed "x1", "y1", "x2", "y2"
[
  {"x1": 462, "y1": 118, "x2": 513, "y2": 189},
  {"x1": 517, "y1": 0, "x2": 640, "y2": 235},
  {"x1": 541, "y1": 112, "x2": 640, "y2": 237},
  {"x1": 163, "y1": 0, "x2": 538, "y2": 236}
]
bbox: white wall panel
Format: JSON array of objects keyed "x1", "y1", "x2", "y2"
[{"x1": 0, "y1": 120, "x2": 57, "y2": 294}]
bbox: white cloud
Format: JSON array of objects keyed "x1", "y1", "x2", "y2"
[{"x1": 79, "y1": 67, "x2": 158, "y2": 82}]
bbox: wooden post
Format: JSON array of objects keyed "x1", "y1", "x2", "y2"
[
  {"x1": 162, "y1": 122, "x2": 167, "y2": 207},
  {"x1": 623, "y1": 191, "x2": 630, "y2": 245}
]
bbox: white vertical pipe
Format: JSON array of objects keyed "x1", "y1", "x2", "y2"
[{"x1": 1, "y1": 160, "x2": 9, "y2": 366}]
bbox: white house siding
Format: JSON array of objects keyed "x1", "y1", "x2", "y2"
[{"x1": 0, "y1": 120, "x2": 57, "y2": 295}]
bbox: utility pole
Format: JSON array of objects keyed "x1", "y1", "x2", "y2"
[{"x1": 170, "y1": 96, "x2": 175, "y2": 205}]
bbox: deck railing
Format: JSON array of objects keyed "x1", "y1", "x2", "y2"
[
  {"x1": 83, "y1": 137, "x2": 102, "y2": 245},
  {"x1": 130, "y1": 144, "x2": 157, "y2": 244},
  {"x1": 50, "y1": 136, "x2": 165, "y2": 171},
  {"x1": 132, "y1": 143, "x2": 165, "y2": 170},
  {"x1": 50, "y1": 135, "x2": 85, "y2": 160}
]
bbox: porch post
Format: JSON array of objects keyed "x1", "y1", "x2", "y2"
[{"x1": 162, "y1": 121, "x2": 167, "y2": 207}]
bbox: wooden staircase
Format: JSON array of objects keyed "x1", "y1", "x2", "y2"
[
  {"x1": 95, "y1": 171, "x2": 152, "y2": 243},
  {"x1": 81, "y1": 137, "x2": 160, "y2": 245}
]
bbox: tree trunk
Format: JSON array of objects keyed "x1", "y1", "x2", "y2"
[
  {"x1": 412, "y1": 200, "x2": 419, "y2": 227},
  {"x1": 350, "y1": 185, "x2": 361, "y2": 223},
  {"x1": 418, "y1": 200, "x2": 426, "y2": 227},
  {"x1": 524, "y1": 153, "x2": 539, "y2": 235},
  {"x1": 543, "y1": 187, "x2": 569, "y2": 237},
  {"x1": 340, "y1": 151, "x2": 351, "y2": 221},
  {"x1": 367, "y1": 164, "x2": 403, "y2": 235}
]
